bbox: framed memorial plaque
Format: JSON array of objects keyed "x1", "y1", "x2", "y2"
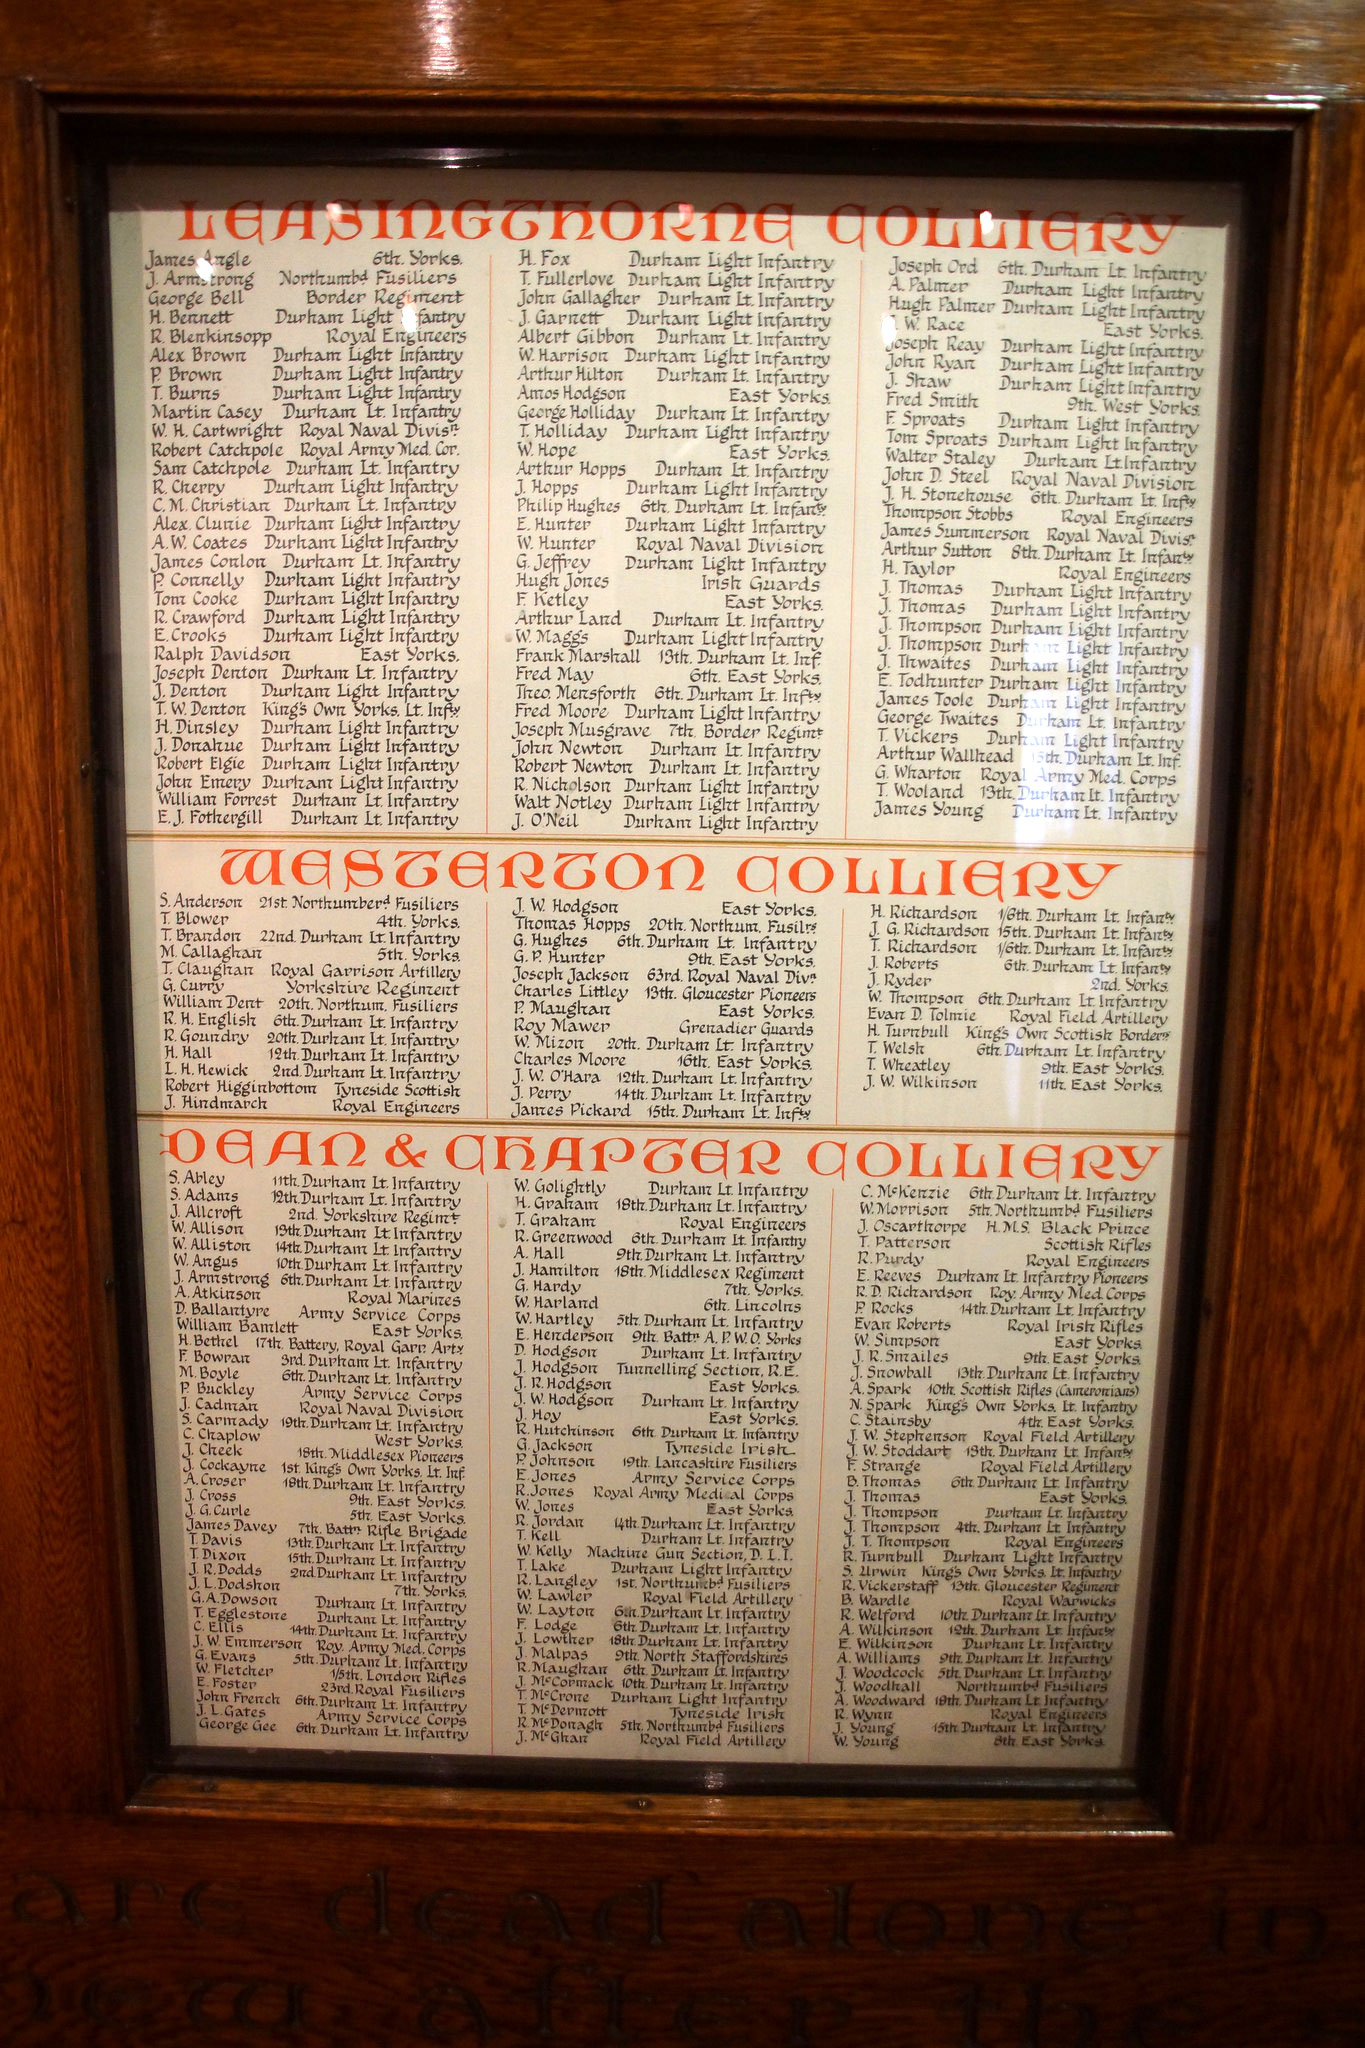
[
  {"x1": 0, "y1": 6, "x2": 1363, "y2": 2042},
  {"x1": 103, "y1": 161, "x2": 1243, "y2": 1787}
]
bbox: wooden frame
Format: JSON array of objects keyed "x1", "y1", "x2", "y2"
[{"x1": 0, "y1": 5, "x2": 1362, "y2": 2038}]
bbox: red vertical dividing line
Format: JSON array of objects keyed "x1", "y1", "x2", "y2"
[
  {"x1": 841, "y1": 257, "x2": 866, "y2": 841},
  {"x1": 484, "y1": 261, "x2": 494, "y2": 835},
  {"x1": 832, "y1": 906, "x2": 847, "y2": 1126},
  {"x1": 485, "y1": 1178, "x2": 496, "y2": 1751},
  {"x1": 806, "y1": 1185, "x2": 840, "y2": 1761},
  {"x1": 482, "y1": 256, "x2": 495, "y2": 1118},
  {"x1": 480, "y1": 260, "x2": 497, "y2": 1750}
]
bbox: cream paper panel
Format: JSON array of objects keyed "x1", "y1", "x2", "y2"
[
  {"x1": 128, "y1": 835, "x2": 1196, "y2": 1133},
  {"x1": 113, "y1": 167, "x2": 1230, "y2": 851},
  {"x1": 140, "y1": 1117, "x2": 1178, "y2": 1764}
]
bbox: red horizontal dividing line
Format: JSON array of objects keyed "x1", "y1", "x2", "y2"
[
  {"x1": 135, "y1": 1112, "x2": 1188, "y2": 1137},
  {"x1": 129, "y1": 831, "x2": 1208, "y2": 856}
]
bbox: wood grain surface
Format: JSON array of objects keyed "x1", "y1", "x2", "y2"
[
  {"x1": 0, "y1": 1, "x2": 1364, "y2": 108},
  {"x1": 0, "y1": 78, "x2": 133, "y2": 1815},
  {"x1": 1, "y1": 1810, "x2": 1365, "y2": 2045},
  {"x1": 1163, "y1": 101, "x2": 1365, "y2": 1844},
  {"x1": 0, "y1": 19, "x2": 1359, "y2": 2048}
]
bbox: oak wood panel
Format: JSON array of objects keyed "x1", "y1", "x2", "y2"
[
  {"x1": 1, "y1": 1813, "x2": 1363, "y2": 2046},
  {"x1": 0, "y1": 81, "x2": 130, "y2": 1812},
  {"x1": 1167, "y1": 102, "x2": 1365, "y2": 1844},
  {"x1": 0, "y1": 0, "x2": 1359, "y2": 1873},
  {"x1": 131, "y1": 1776, "x2": 1169, "y2": 1838},
  {"x1": 1, "y1": 0, "x2": 1365, "y2": 108}
]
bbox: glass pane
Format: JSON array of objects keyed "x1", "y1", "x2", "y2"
[{"x1": 106, "y1": 163, "x2": 1238, "y2": 1775}]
